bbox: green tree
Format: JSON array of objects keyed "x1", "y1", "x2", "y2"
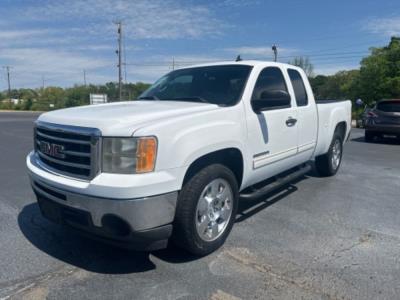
[
  {"x1": 65, "y1": 85, "x2": 91, "y2": 107},
  {"x1": 310, "y1": 70, "x2": 359, "y2": 100},
  {"x1": 34, "y1": 87, "x2": 66, "y2": 110},
  {"x1": 355, "y1": 36, "x2": 400, "y2": 103},
  {"x1": 124, "y1": 82, "x2": 151, "y2": 99}
]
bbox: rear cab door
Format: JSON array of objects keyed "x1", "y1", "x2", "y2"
[{"x1": 286, "y1": 67, "x2": 318, "y2": 161}]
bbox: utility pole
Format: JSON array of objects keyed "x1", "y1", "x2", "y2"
[
  {"x1": 123, "y1": 32, "x2": 127, "y2": 84},
  {"x1": 272, "y1": 44, "x2": 278, "y2": 62},
  {"x1": 172, "y1": 57, "x2": 175, "y2": 70},
  {"x1": 42, "y1": 75, "x2": 45, "y2": 90},
  {"x1": 114, "y1": 21, "x2": 123, "y2": 101},
  {"x1": 83, "y1": 70, "x2": 87, "y2": 86},
  {"x1": 2, "y1": 66, "x2": 12, "y2": 98}
]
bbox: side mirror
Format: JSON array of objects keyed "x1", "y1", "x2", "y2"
[{"x1": 251, "y1": 89, "x2": 291, "y2": 112}]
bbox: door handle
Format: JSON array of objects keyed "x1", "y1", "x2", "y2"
[{"x1": 286, "y1": 117, "x2": 297, "y2": 127}]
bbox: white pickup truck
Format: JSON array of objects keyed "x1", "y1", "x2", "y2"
[{"x1": 27, "y1": 61, "x2": 352, "y2": 255}]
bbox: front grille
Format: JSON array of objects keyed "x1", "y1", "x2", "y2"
[{"x1": 35, "y1": 122, "x2": 101, "y2": 180}]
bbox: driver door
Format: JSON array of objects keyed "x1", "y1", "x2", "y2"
[{"x1": 246, "y1": 66, "x2": 299, "y2": 181}]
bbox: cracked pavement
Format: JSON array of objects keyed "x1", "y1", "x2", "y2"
[{"x1": 0, "y1": 111, "x2": 399, "y2": 299}]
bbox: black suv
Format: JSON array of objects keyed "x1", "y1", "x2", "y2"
[{"x1": 364, "y1": 99, "x2": 400, "y2": 142}]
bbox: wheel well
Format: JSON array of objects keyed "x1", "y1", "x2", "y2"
[
  {"x1": 335, "y1": 121, "x2": 347, "y2": 141},
  {"x1": 183, "y1": 148, "x2": 244, "y2": 187}
]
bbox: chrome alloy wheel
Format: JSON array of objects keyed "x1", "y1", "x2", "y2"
[
  {"x1": 331, "y1": 139, "x2": 342, "y2": 170},
  {"x1": 195, "y1": 178, "x2": 233, "y2": 242}
]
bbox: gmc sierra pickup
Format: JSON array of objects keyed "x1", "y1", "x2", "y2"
[{"x1": 27, "y1": 61, "x2": 352, "y2": 255}]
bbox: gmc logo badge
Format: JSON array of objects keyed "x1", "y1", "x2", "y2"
[{"x1": 39, "y1": 141, "x2": 66, "y2": 159}]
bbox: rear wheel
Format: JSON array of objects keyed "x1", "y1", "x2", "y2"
[
  {"x1": 365, "y1": 131, "x2": 375, "y2": 142},
  {"x1": 315, "y1": 133, "x2": 343, "y2": 177},
  {"x1": 172, "y1": 164, "x2": 238, "y2": 256}
]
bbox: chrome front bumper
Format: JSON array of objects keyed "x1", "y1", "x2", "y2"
[{"x1": 30, "y1": 179, "x2": 178, "y2": 232}]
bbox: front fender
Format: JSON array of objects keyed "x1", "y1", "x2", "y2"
[{"x1": 133, "y1": 107, "x2": 248, "y2": 188}]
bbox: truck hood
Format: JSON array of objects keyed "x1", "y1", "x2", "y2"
[{"x1": 38, "y1": 101, "x2": 219, "y2": 136}]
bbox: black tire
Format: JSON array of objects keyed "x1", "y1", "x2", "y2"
[
  {"x1": 172, "y1": 164, "x2": 239, "y2": 256},
  {"x1": 365, "y1": 131, "x2": 375, "y2": 142},
  {"x1": 315, "y1": 133, "x2": 343, "y2": 177}
]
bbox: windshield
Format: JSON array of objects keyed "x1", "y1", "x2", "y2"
[
  {"x1": 377, "y1": 101, "x2": 400, "y2": 113},
  {"x1": 139, "y1": 65, "x2": 253, "y2": 106}
]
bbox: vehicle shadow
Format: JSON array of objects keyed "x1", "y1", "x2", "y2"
[
  {"x1": 18, "y1": 174, "x2": 309, "y2": 273},
  {"x1": 351, "y1": 136, "x2": 400, "y2": 145},
  {"x1": 18, "y1": 203, "x2": 157, "y2": 274},
  {"x1": 18, "y1": 202, "x2": 206, "y2": 272}
]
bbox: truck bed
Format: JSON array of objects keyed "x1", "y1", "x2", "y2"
[
  {"x1": 314, "y1": 100, "x2": 352, "y2": 157},
  {"x1": 316, "y1": 99, "x2": 350, "y2": 104}
]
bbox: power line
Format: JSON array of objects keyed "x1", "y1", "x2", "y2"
[
  {"x1": 124, "y1": 48, "x2": 372, "y2": 66},
  {"x1": 1, "y1": 38, "x2": 385, "y2": 90},
  {"x1": 279, "y1": 50, "x2": 369, "y2": 59},
  {"x1": 293, "y1": 40, "x2": 386, "y2": 55},
  {"x1": 273, "y1": 33, "x2": 382, "y2": 45}
]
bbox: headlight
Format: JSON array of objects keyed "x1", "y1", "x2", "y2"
[{"x1": 102, "y1": 137, "x2": 157, "y2": 174}]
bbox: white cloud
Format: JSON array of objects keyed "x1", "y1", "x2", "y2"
[
  {"x1": 0, "y1": 48, "x2": 112, "y2": 88},
  {"x1": 314, "y1": 63, "x2": 360, "y2": 76},
  {"x1": 215, "y1": 0, "x2": 261, "y2": 8},
  {"x1": 0, "y1": 27, "x2": 82, "y2": 49},
  {"x1": 0, "y1": 48, "x2": 109, "y2": 72},
  {"x1": 0, "y1": 0, "x2": 229, "y2": 88},
  {"x1": 124, "y1": 54, "x2": 229, "y2": 83},
  {"x1": 0, "y1": 29, "x2": 51, "y2": 40},
  {"x1": 125, "y1": 66, "x2": 170, "y2": 83},
  {"x1": 22, "y1": 0, "x2": 225, "y2": 40},
  {"x1": 364, "y1": 16, "x2": 400, "y2": 36}
]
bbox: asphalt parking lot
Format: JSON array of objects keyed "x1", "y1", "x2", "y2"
[{"x1": 0, "y1": 111, "x2": 399, "y2": 300}]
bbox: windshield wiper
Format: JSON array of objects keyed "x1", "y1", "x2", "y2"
[
  {"x1": 169, "y1": 97, "x2": 210, "y2": 104},
  {"x1": 138, "y1": 95, "x2": 159, "y2": 100}
]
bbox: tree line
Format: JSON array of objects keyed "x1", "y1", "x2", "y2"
[
  {"x1": 0, "y1": 82, "x2": 151, "y2": 111},
  {"x1": 1, "y1": 37, "x2": 399, "y2": 112},
  {"x1": 309, "y1": 36, "x2": 400, "y2": 103}
]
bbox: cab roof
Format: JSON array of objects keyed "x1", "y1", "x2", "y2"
[{"x1": 179, "y1": 60, "x2": 302, "y2": 71}]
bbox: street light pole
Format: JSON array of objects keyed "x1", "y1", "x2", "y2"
[{"x1": 272, "y1": 44, "x2": 278, "y2": 62}]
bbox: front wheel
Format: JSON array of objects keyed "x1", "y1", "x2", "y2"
[
  {"x1": 315, "y1": 133, "x2": 343, "y2": 177},
  {"x1": 172, "y1": 164, "x2": 238, "y2": 256}
]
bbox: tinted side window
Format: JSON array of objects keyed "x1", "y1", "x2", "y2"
[
  {"x1": 252, "y1": 67, "x2": 288, "y2": 101},
  {"x1": 288, "y1": 69, "x2": 308, "y2": 106},
  {"x1": 252, "y1": 67, "x2": 290, "y2": 110},
  {"x1": 377, "y1": 101, "x2": 400, "y2": 112}
]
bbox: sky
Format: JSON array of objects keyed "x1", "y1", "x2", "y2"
[{"x1": 0, "y1": 0, "x2": 399, "y2": 89}]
